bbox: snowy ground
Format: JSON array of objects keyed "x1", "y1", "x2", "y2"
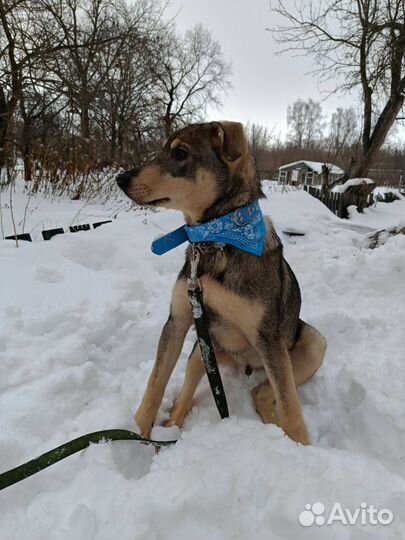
[{"x1": 1, "y1": 180, "x2": 404, "y2": 540}]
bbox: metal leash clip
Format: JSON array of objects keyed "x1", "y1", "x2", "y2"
[{"x1": 188, "y1": 244, "x2": 200, "y2": 288}]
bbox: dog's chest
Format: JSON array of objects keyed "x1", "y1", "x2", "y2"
[
  {"x1": 204, "y1": 315, "x2": 263, "y2": 369},
  {"x1": 208, "y1": 315, "x2": 250, "y2": 353},
  {"x1": 192, "y1": 274, "x2": 264, "y2": 367}
]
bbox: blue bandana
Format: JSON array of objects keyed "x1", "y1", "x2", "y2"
[{"x1": 151, "y1": 201, "x2": 266, "y2": 256}]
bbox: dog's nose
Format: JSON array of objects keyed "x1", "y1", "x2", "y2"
[{"x1": 116, "y1": 168, "x2": 138, "y2": 189}]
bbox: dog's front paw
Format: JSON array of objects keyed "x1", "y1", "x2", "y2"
[
  {"x1": 284, "y1": 422, "x2": 311, "y2": 446},
  {"x1": 164, "y1": 397, "x2": 193, "y2": 429},
  {"x1": 134, "y1": 410, "x2": 154, "y2": 439},
  {"x1": 164, "y1": 411, "x2": 186, "y2": 430}
]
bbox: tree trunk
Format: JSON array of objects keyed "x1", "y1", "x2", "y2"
[
  {"x1": 80, "y1": 107, "x2": 90, "y2": 139},
  {"x1": 164, "y1": 115, "x2": 172, "y2": 138},
  {"x1": 117, "y1": 125, "x2": 124, "y2": 162},
  {"x1": 352, "y1": 94, "x2": 405, "y2": 178},
  {"x1": 110, "y1": 117, "x2": 117, "y2": 162},
  {"x1": 0, "y1": 117, "x2": 7, "y2": 168},
  {"x1": 163, "y1": 89, "x2": 175, "y2": 139},
  {"x1": 0, "y1": 87, "x2": 9, "y2": 168},
  {"x1": 321, "y1": 164, "x2": 330, "y2": 195},
  {"x1": 22, "y1": 117, "x2": 33, "y2": 181}
]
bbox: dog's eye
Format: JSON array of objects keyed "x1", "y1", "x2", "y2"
[{"x1": 173, "y1": 147, "x2": 188, "y2": 161}]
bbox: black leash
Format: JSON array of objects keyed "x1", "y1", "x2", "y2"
[
  {"x1": 0, "y1": 430, "x2": 176, "y2": 491},
  {"x1": 0, "y1": 245, "x2": 229, "y2": 491},
  {"x1": 187, "y1": 247, "x2": 229, "y2": 419}
]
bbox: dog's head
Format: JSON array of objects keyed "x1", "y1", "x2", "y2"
[{"x1": 116, "y1": 121, "x2": 264, "y2": 224}]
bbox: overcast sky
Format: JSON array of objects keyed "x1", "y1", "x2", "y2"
[{"x1": 165, "y1": 0, "x2": 359, "y2": 139}]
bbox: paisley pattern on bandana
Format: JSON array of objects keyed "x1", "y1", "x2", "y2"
[
  {"x1": 185, "y1": 202, "x2": 266, "y2": 255},
  {"x1": 151, "y1": 201, "x2": 266, "y2": 256}
]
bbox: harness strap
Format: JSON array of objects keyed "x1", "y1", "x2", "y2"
[{"x1": 187, "y1": 247, "x2": 229, "y2": 419}]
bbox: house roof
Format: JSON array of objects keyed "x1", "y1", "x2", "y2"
[{"x1": 279, "y1": 160, "x2": 344, "y2": 175}]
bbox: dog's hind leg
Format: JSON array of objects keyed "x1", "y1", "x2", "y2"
[
  {"x1": 256, "y1": 341, "x2": 310, "y2": 445},
  {"x1": 289, "y1": 320, "x2": 326, "y2": 385},
  {"x1": 252, "y1": 321, "x2": 326, "y2": 441},
  {"x1": 251, "y1": 381, "x2": 279, "y2": 426},
  {"x1": 134, "y1": 279, "x2": 192, "y2": 438}
]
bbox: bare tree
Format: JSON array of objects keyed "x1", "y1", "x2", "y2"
[
  {"x1": 247, "y1": 122, "x2": 272, "y2": 154},
  {"x1": 0, "y1": 0, "x2": 56, "y2": 167},
  {"x1": 324, "y1": 106, "x2": 362, "y2": 178},
  {"x1": 153, "y1": 23, "x2": 232, "y2": 137},
  {"x1": 19, "y1": 89, "x2": 64, "y2": 181},
  {"x1": 0, "y1": 0, "x2": 120, "y2": 166},
  {"x1": 269, "y1": 0, "x2": 405, "y2": 178},
  {"x1": 93, "y1": 3, "x2": 165, "y2": 164},
  {"x1": 246, "y1": 121, "x2": 279, "y2": 177},
  {"x1": 39, "y1": 0, "x2": 134, "y2": 141},
  {"x1": 328, "y1": 107, "x2": 359, "y2": 151},
  {"x1": 0, "y1": 0, "x2": 233, "y2": 193},
  {"x1": 287, "y1": 98, "x2": 323, "y2": 148}
]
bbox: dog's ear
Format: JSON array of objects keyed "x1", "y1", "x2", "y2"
[{"x1": 211, "y1": 122, "x2": 248, "y2": 170}]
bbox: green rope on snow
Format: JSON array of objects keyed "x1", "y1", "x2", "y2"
[{"x1": 0, "y1": 429, "x2": 177, "y2": 491}]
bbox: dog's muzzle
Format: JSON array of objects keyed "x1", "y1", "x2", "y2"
[{"x1": 116, "y1": 168, "x2": 138, "y2": 190}]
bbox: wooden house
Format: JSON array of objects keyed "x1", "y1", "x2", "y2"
[{"x1": 278, "y1": 160, "x2": 344, "y2": 186}]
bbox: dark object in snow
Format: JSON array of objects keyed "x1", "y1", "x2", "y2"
[
  {"x1": 5, "y1": 233, "x2": 32, "y2": 242},
  {"x1": 69, "y1": 224, "x2": 91, "y2": 233},
  {"x1": 93, "y1": 220, "x2": 112, "y2": 229},
  {"x1": 368, "y1": 226, "x2": 405, "y2": 249},
  {"x1": 42, "y1": 228, "x2": 64, "y2": 241},
  {"x1": 375, "y1": 192, "x2": 400, "y2": 204},
  {"x1": 0, "y1": 429, "x2": 176, "y2": 491},
  {"x1": 282, "y1": 228, "x2": 306, "y2": 237}
]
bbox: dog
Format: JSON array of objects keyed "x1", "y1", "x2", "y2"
[{"x1": 116, "y1": 121, "x2": 326, "y2": 445}]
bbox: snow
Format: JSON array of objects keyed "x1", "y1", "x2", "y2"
[
  {"x1": 1, "y1": 180, "x2": 405, "y2": 540},
  {"x1": 279, "y1": 160, "x2": 344, "y2": 175},
  {"x1": 373, "y1": 185, "x2": 404, "y2": 197},
  {"x1": 347, "y1": 197, "x2": 405, "y2": 230},
  {"x1": 0, "y1": 179, "x2": 131, "y2": 241},
  {"x1": 333, "y1": 178, "x2": 375, "y2": 193}
]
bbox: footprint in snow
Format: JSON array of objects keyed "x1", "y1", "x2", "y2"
[{"x1": 33, "y1": 265, "x2": 65, "y2": 283}]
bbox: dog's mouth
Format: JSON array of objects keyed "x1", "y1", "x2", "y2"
[{"x1": 145, "y1": 197, "x2": 171, "y2": 206}]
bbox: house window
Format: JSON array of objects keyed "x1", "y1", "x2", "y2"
[
  {"x1": 279, "y1": 170, "x2": 287, "y2": 183},
  {"x1": 305, "y1": 171, "x2": 314, "y2": 185}
]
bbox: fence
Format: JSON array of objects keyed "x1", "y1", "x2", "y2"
[
  {"x1": 303, "y1": 185, "x2": 375, "y2": 219},
  {"x1": 4, "y1": 220, "x2": 112, "y2": 243},
  {"x1": 368, "y1": 169, "x2": 404, "y2": 187}
]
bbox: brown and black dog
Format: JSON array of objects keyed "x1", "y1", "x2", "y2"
[{"x1": 117, "y1": 121, "x2": 326, "y2": 445}]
